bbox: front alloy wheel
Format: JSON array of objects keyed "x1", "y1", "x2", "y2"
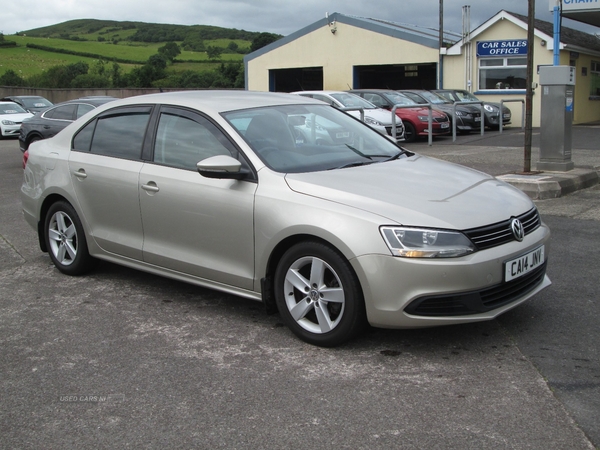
[{"x1": 275, "y1": 241, "x2": 365, "y2": 346}]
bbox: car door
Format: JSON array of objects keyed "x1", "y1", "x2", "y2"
[
  {"x1": 68, "y1": 106, "x2": 152, "y2": 260},
  {"x1": 139, "y1": 106, "x2": 257, "y2": 290}
]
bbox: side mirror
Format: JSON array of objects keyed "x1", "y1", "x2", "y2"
[{"x1": 197, "y1": 155, "x2": 249, "y2": 180}]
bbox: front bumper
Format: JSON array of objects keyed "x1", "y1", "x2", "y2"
[
  {"x1": 351, "y1": 224, "x2": 551, "y2": 328},
  {"x1": 1, "y1": 124, "x2": 21, "y2": 137}
]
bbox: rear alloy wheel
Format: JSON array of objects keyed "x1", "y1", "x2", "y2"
[
  {"x1": 274, "y1": 241, "x2": 366, "y2": 347},
  {"x1": 45, "y1": 201, "x2": 95, "y2": 275}
]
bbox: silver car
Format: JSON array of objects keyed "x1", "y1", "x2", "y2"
[{"x1": 21, "y1": 91, "x2": 551, "y2": 347}]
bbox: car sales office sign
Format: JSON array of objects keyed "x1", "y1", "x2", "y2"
[{"x1": 477, "y1": 40, "x2": 528, "y2": 57}]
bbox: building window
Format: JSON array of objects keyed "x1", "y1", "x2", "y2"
[
  {"x1": 590, "y1": 61, "x2": 600, "y2": 97},
  {"x1": 479, "y1": 57, "x2": 527, "y2": 90}
]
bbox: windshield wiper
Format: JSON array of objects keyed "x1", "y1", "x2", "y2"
[
  {"x1": 384, "y1": 148, "x2": 414, "y2": 162},
  {"x1": 334, "y1": 161, "x2": 376, "y2": 170},
  {"x1": 345, "y1": 144, "x2": 372, "y2": 160}
]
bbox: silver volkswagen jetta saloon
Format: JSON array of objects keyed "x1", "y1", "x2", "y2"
[{"x1": 21, "y1": 91, "x2": 550, "y2": 347}]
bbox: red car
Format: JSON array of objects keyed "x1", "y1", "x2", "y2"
[{"x1": 349, "y1": 89, "x2": 450, "y2": 142}]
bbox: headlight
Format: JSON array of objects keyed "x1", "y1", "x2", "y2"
[
  {"x1": 364, "y1": 117, "x2": 383, "y2": 126},
  {"x1": 2, "y1": 120, "x2": 17, "y2": 125},
  {"x1": 380, "y1": 226, "x2": 476, "y2": 258},
  {"x1": 454, "y1": 111, "x2": 464, "y2": 116},
  {"x1": 484, "y1": 104, "x2": 495, "y2": 112},
  {"x1": 417, "y1": 115, "x2": 430, "y2": 122}
]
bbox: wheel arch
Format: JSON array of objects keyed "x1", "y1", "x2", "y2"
[
  {"x1": 26, "y1": 131, "x2": 44, "y2": 147},
  {"x1": 37, "y1": 194, "x2": 71, "y2": 252},
  {"x1": 260, "y1": 233, "x2": 364, "y2": 315}
]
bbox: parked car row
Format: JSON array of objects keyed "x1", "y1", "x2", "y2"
[{"x1": 292, "y1": 89, "x2": 511, "y2": 143}]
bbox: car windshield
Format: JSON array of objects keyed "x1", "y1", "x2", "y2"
[
  {"x1": 385, "y1": 92, "x2": 418, "y2": 106},
  {"x1": 223, "y1": 104, "x2": 408, "y2": 173},
  {"x1": 454, "y1": 91, "x2": 479, "y2": 102},
  {"x1": 329, "y1": 93, "x2": 377, "y2": 110},
  {"x1": 22, "y1": 98, "x2": 53, "y2": 108},
  {"x1": 0, "y1": 103, "x2": 28, "y2": 114},
  {"x1": 415, "y1": 91, "x2": 449, "y2": 105}
]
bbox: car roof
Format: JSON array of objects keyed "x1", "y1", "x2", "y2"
[
  {"x1": 49, "y1": 97, "x2": 118, "y2": 107},
  {"x1": 89, "y1": 90, "x2": 319, "y2": 115},
  {"x1": 292, "y1": 90, "x2": 353, "y2": 96},
  {"x1": 350, "y1": 89, "x2": 396, "y2": 93},
  {"x1": 2, "y1": 95, "x2": 46, "y2": 99}
]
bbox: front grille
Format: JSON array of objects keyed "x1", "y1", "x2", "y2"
[
  {"x1": 385, "y1": 125, "x2": 404, "y2": 139},
  {"x1": 463, "y1": 208, "x2": 541, "y2": 251},
  {"x1": 404, "y1": 262, "x2": 547, "y2": 317},
  {"x1": 433, "y1": 117, "x2": 449, "y2": 123}
]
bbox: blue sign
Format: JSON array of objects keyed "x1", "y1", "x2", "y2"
[{"x1": 477, "y1": 40, "x2": 528, "y2": 57}]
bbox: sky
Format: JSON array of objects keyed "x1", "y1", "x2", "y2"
[{"x1": 1, "y1": 0, "x2": 598, "y2": 38}]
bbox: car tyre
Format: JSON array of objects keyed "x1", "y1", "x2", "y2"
[
  {"x1": 403, "y1": 122, "x2": 417, "y2": 143},
  {"x1": 274, "y1": 241, "x2": 366, "y2": 347},
  {"x1": 45, "y1": 201, "x2": 95, "y2": 275}
]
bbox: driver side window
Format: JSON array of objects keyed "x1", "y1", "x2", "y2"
[{"x1": 153, "y1": 110, "x2": 235, "y2": 171}]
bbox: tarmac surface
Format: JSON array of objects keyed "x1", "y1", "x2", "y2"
[
  {"x1": 1, "y1": 127, "x2": 599, "y2": 449},
  {"x1": 406, "y1": 124, "x2": 600, "y2": 199}
]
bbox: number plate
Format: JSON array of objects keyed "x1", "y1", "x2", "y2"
[
  {"x1": 441, "y1": 122, "x2": 449, "y2": 129},
  {"x1": 503, "y1": 113, "x2": 511, "y2": 119},
  {"x1": 505, "y1": 246, "x2": 545, "y2": 281},
  {"x1": 475, "y1": 117, "x2": 481, "y2": 122}
]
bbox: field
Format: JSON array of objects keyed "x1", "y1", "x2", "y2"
[{"x1": 1, "y1": 29, "x2": 249, "y2": 81}]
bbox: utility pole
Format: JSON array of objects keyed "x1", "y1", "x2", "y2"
[
  {"x1": 524, "y1": 0, "x2": 535, "y2": 173},
  {"x1": 439, "y1": 0, "x2": 443, "y2": 89}
]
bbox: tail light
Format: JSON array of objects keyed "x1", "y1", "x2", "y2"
[{"x1": 22, "y1": 150, "x2": 29, "y2": 169}]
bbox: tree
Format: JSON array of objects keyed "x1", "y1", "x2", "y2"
[
  {"x1": 0, "y1": 69, "x2": 25, "y2": 86},
  {"x1": 250, "y1": 32, "x2": 281, "y2": 52},
  {"x1": 158, "y1": 42, "x2": 181, "y2": 62},
  {"x1": 206, "y1": 46, "x2": 223, "y2": 60},
  {"x1": 226, "y1": 41, "x2": 239, "y2": 53}
]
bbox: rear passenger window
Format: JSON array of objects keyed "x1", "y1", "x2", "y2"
[
  {"x1": 153, "y1": 110, "x2": 236, "y2": 170},
  {"x1": 72, "y1": 107, "x2": 151, "y2": 160},
  {"x1": 45, "y1": 104, "x2": 76, "y2": 121}
]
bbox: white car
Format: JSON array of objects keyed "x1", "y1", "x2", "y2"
[
  {"x1": 0, "y1": 101, "x2": 33, "y2": 138},
  {"x1": 292, "y1": 90, "x2": 405, "y2": 141}
]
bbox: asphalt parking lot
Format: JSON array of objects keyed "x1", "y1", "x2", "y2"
[{"x1": 1, "y1": 130, "x2": 598, "y2": 449}]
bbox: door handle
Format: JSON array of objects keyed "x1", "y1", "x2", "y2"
[
  {"x1": 142, "y1": 182, "x2": 159, "y2": 193},
  {"x1": 73, "y1": 169, "x2": 87, "y2": 179}
]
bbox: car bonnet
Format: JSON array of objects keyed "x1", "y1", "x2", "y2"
[{"x1": 283, "y1": 155, "x2": 533, "y2": 230}]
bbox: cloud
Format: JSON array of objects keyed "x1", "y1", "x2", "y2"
[{"x1": 1, "y1": 0, "x2": 597, "y2": 36}]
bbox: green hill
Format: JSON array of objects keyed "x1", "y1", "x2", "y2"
[
  {"x1": 0, "y1": 19, "x2": 282, "y2": 84},
  {"x1": 18, "y1": 19, "x2": 265, "y2": 43}
]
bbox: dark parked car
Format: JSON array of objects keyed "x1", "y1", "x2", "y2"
[
  {"x1": 433, "y1": 89, "x2": 511, "y2": 129},
  {"x1": 398, "y1": 90, "x2": 482, "y2": 134},
  {"x1": 19, "y1": 97, "x2": 117, "y2": 152},
  {"x1": 349, "y1": 89, "x2": 450, "y2": 142},
  {"x1": 1, "y1": 95, "x2": 53, "y2": 114}
]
